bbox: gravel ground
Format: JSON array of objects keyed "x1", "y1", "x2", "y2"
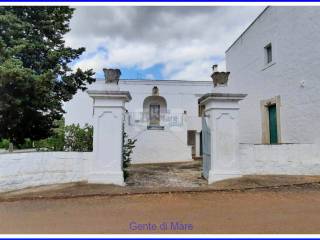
[{"x1": 126, "y1": 160, "x2": 207, "y2": 187}]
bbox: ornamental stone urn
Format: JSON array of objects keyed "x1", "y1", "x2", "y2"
[
  {"x1": 211, "y1": 64, "x2": 230, "y2": 87},
  {"x1": 103, "y1": 68, "x2": 121, "y2": 84}
]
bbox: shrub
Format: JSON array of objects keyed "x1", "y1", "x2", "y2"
[
  {"x1": 0, "y1": 139, "x2": 10, "y2": 149},
  {"x1": 64, "y1": 124, "x2": 93, "y2": 152},
  {"x1": 122, "y1": 131, "x2": 137, "y2": 180},
  {"x1": 34, "y1": 121, "x2": 92, "y2": 152},
  {"x1": 0, "y1": 119, "x2": 93, "y2": 152}
]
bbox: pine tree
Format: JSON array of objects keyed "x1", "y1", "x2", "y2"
[{"x1": 0, "y1": 7, "x2": 95, "y2": 146}]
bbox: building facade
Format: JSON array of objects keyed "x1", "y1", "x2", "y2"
[
  {"x1": 64, "y1": 79, "x2": 212, "y2": 163},
  {"x1": 226, "y1": 6, "x2": 320, "y2": 145},
  {"x1": 65, "y1": 6, "x2": 320, "y2": 164}
]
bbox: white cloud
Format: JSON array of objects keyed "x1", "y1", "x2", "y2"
[
  {"x1": 168, "y1": 59, "x2": 214, "y2": 81},
  {"x1": 65, "y1": 6, "x2": 265, "y2": 81},
  {"x1": 106, "y1": 40, "x2": 158, "y2": 69},
  {"x1": 72, "y1": 49, "x2": 107, "y2": 72}
]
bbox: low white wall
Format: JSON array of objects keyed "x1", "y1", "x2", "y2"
[
  {"x1": 2, "y1": 144, "x2": 320, "y2": 193},
  {"x1": 240, "y1": 143, "x2": 320, "y2": 175},
  {"x1": 0, "y1": 152, "x2": 92, "y2": 193}
]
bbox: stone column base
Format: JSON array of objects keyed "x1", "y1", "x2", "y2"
[
  {"x1": 208, "y1": 170, "x2": 242, "y2": 184},
  {"x1": 88, "y1": 171, "x2": 125, "y2": 186}
]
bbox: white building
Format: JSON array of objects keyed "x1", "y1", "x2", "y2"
[
  {"x1": 3, "y1": 6, "x2": 320, "y2": 192},
  {"x1": 64, "y1": 6, "x2": 320, "y2": 164},
  {"x1": 64, "y1": 79, "x2": 212, "y2": 163},
  {"x1": 226, "y1": 6, "x2": 320, "y2": 145}
]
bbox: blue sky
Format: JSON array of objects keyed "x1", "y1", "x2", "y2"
[
  {"x1": 65, "y1": 6, "x2": 265, "y2": 81},
  {"x1": 120, "y1": 64, "x2": 165, "y2": 80}
]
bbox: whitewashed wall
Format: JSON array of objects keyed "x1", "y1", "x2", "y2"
[
  {"x1": 64, "y1": 80, "x2": 212, "y2": 130},
  {"x1": 64, "y1": 80, "x2": 211, "y2": 164},
  {"x1": 129, "y1": 129, "x2": 192, "y2": 164},
  {"x1": 1, "y1": 144, "x2": 320, "y2": 193},
  {"x1": 125, "y1": 113, "x2": 192, "y2": 164},
  {"x1": 226, "y1": 7, "x2": 320, "y2": 144},
  {"x1": 240, "y1": 143, "x2": 320, "y2": 175},
  {"x1": 0, "y1": 152, "x2": 92, "y2": 193}
]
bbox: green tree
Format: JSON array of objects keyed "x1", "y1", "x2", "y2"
[
  {"x1": 33, "y1": 118, "x2": 66, "y2": 151},
  {"x1": 0, "y1": 7, "x2": 95, "y2": 146}
]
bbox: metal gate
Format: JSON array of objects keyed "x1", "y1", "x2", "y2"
[{"x1": 202, "y1": 116, "x2": 211, "y2": 179}]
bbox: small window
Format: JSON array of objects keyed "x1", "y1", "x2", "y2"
[{"x1": 265, "y1": 43, "x2": 272, "y2": 64}]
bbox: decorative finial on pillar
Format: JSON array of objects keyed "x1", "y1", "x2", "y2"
[
  {"x1": 211, "y1": 64, "x2": 230, "y2": 87},
  {"x1": 103, "y1": 68, "x2": 121, "y2": 84}
]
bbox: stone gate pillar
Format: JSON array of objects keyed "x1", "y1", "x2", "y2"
[
  {"x1": 87, "y1": 68, "x2": 131, "y2": 186},
  {"x1": 199, "y1": 93, "x2": 246, "y2": 183},
  {"x1": 199, "y1": 65, "x2": 247, "y2": 184}
]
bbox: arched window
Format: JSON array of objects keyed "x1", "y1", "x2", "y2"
[{"x1": 143, "y1": 95, "x2": 167, "y2": 113}]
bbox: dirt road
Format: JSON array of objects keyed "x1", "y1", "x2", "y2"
[{"x1": 1, "y1": 188, "x2": 320, "y2": 234}]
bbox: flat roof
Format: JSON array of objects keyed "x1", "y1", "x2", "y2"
[
  {"x1": 225, "y1": 6, "x2": 269, "y2": 53},
  {"x1": 96, "y1": 78, "x2": 212, "y2": 86}
]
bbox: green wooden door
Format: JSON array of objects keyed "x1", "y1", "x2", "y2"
[{"x1": 268, "y1": 105, "x2": 278, "y2": 144}]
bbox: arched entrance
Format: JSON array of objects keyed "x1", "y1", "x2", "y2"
[{"x1": 142, "y1": 95, "x2": 167, "y2": 128}]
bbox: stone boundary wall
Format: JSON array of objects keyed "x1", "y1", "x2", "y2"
[
  {"x1": 240, "y1": 143, "x2": 320, "y2": 175},
  {"x1": 0, "y1": 152, "x2": 92, "y2": 193},
  {"x1": 1, "y1": 144, "x2": 320, "y2": 193}
]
